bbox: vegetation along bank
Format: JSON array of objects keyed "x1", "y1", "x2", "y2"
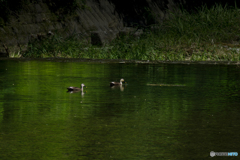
[{"x1": 3, "y1": 2, "x2": 240, "y2": 61}]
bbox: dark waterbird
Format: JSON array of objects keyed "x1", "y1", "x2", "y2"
[
  {"x1": 67, "y1": 83, "x2": 86, "y2": 92},
  {"x1": 110, "y1": 78, "x2": 125, "y2": 87}
]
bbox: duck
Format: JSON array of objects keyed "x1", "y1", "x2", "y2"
[
  {"x1": 110, "y1": 78, "x2": 125, "y2": 87},
  {"x1": 67, "y1": 83, "x2": 86, "y2": 92}
]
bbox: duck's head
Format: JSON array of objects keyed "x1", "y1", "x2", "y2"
[
  {"x1": 81, "y1": 84, "x2": 86, "y2": 88},
  {"x1": 120, "y1": 79, "x2": 125, "y2": 82}
]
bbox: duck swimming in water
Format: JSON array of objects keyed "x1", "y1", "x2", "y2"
[
  {"x1": 67, "y1": 83, "x2": 86, "y2": 92},
  {"x1": 110, "y1": 79, "x2": 125, "y2": 87}
]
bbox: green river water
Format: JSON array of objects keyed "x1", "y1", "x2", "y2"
[{"x1": 0, "y1": 59, "x2": 239, "y2": 159}]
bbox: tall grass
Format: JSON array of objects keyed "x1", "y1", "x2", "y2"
[
  {"x1": 23, "y1": 35, "x2": 85, "y2": 58},
  {"x1": 163, "y1": 3, "x2": 240, "y2": 43},
  {"x1": 22, "y1": 3, "x2": 240, "y2": 61}
]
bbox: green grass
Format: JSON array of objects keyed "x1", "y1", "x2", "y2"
[{"x1": 19, "y1": 3, "x2": 240, "y2": 61}]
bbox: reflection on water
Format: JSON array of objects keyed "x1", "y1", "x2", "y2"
[
  {"x1": 111, "y1": 85, "x2": 125, "y2": 91},
  {"x1": 67, "y1": 90, "x2": 87, "y2": 96},
  {"x1": 0, "y1": 59, "x2": 240, "y2": 159}
]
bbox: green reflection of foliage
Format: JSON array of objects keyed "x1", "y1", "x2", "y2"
[{"x1": 0, "y1": 61, "x2": 239, "y2": 159}]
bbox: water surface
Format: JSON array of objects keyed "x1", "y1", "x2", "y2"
[{"x1": 0, "y1": 59, "x2": 239, "y2": 159}]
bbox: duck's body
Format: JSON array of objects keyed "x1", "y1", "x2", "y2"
[
  {"x1": 111, "y1": 85, "x2": 125, "y2": 91},
  {"x1": 110, "y1": 79, "x2": 125, "y2": 86},
  {"x1": 67, "y1": 83, "x2": 86, "y2": 92}
]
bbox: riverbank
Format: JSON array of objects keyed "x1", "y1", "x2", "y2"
[
  {"x1": 11, "y1": 4, "x2": 240, "y2": 61},
  {"x1": 2, "y1": 57, "x2": 240, "y2": 66}
]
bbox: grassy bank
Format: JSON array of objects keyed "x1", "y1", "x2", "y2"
[{"x1": 17, "y1": 3, "x2": 240, "y2": 61}]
